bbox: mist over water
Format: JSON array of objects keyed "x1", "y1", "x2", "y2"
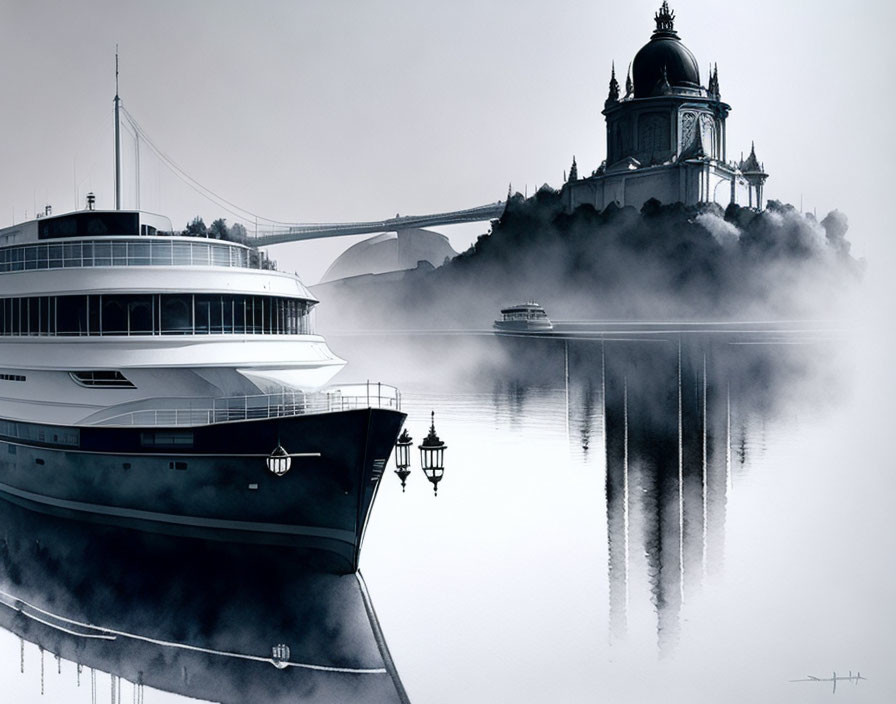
[
  {"x1": 314, "y1": 197, "x2": 863, "y2": 332},
  {"x1": 353, "y1": 329, "x2": 890, "y2": 703},
  {"x1": 0, "y1": 326, "x2": 890, "y2": 703}
]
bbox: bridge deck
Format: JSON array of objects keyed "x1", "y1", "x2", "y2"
[{"x1": 251, "y1": 202, "x2": 505, "y2": 245}]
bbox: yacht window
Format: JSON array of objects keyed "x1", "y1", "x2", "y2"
[
  {"x1": 161, "y1": 296, "x2": 192, "y2": 334},
  {"x1": 141, "y1": 431, "x2": 194, "y2": 448},
  {"x1": 70, "y1": 371, "x2": 136, "y2": 388},
  {"x1": 0, "y1": 293, "x2": 314, "y2": 337},
  {"x1": 38, "y1": 212, "x2": 139, "y2": 239},
  {"x1": 126, "y1": 296, "x2": 154, "y2": 334},
  {"x1": 101, "y1": 298, "x2": 126, "y2": 334},
  {"x1": 56, "y1": 296, "x2": 88, "y2": 335}
]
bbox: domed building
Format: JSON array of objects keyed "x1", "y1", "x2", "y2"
[
  {"x1": 563, "y1": 2, "x2": 768, "y2": 212},
  {"x1": 319, "y1": 228, "x2": 457, "y2": 284}
]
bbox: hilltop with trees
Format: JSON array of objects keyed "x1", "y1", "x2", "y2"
[{"x1": 314, "y1": 191, "x2": 862, "y2": 329}]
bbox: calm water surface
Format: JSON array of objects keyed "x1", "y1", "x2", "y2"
[{"x1": 1, "y1": 330, "x2": 892, "y2": 703}]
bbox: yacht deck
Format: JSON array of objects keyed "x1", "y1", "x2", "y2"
[{"x1": 92, "y1": 383, "x2": 401, "y2": 427}]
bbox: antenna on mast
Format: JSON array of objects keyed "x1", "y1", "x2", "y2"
[{"x1": 114, "y1": 45, "x2": 121, "y2": 211}]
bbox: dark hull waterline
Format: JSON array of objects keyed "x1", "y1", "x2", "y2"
[{"x1": 0, "y1": 407, "x2": 406, "y2": 573}]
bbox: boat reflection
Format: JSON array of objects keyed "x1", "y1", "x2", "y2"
[{"x1": 0, "y1": 500, "x2": 409, "y2": 703}]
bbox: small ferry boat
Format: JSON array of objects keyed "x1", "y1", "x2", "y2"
[{"x1": 493, "y1": 301, "x2": 554, "y2": 333}]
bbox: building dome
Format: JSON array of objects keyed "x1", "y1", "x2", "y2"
[
  {"x1": 632, "y1": 3, "x2": 701, "y2": 98},
  {"x1": 319, "y1": 228, "x2": 457, "y2": 284}
]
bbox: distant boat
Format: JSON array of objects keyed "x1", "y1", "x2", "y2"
[{"x1": 493, "y1": 301, "x2": 554, "y2": 333}]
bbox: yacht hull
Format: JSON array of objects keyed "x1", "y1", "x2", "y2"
[{"x1": 0, "y1": 408, "x2": 405, "y2": 573}]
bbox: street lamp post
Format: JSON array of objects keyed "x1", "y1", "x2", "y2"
[
  {"x1": 418, "y1": 411, "x2": 447, "y2": 496},
  {"x1": 393, "y1": 428, "x2": 413, "y2": 491}
]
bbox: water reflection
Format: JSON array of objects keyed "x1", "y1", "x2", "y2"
[
  {"x1": 0, "y1": 500, "x2": 409, "y2": 703},
  {"x1": 489, "y1": 332, "x2": 828, "y2": 653},
  {"x1": 0, "y1": 330, "x2": 859, "y2": 702}
]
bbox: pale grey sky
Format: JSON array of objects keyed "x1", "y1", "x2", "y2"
[
  {"x1": 0, "y1": 0, "x2": 893, "y2": 284},
  {"x1": 0, "y1": 5, "x2": 894, "y2": 702}
]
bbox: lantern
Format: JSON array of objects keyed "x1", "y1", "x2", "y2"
[
  {"x1": 418, "y1": 411, "x2": 446, "y2": 495},
  {"x1": 266, "y1": 444, "x2": 292, "y2": 476},
  {"x1": 393, "y1": 428, "x2": 413, "y2": 491}
]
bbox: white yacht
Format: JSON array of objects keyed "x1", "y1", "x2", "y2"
[
  {"x1": 0, "y1": 205, "x2": 405, "y2": 572},
  {"x1": 0, "y1": 79, "x2": 405, "y2": 572},
  {"x1": 0, "y1": 209, "x2": 349, "y2": 425}
]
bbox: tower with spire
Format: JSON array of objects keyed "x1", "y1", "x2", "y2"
[
  {"x1": 739, "y1": 142, "x2": 768, "y2": 208},
  {"x1": 605, "y1": 62, "x2": 620, "y2": 107},
  {"x1": 562, "y1": 3, "x2": 769, "y2": 212},
  {"x1": 568, "y1": 156, "x2": 578, "y2": 182}
]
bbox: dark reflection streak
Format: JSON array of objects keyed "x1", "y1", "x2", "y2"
[
  {"x1": 623, "y1": 375, "x2": 630, "y2": 619},
  {"x1": 705, "y1": 351, "x2": 729, "y2": 577},
  {"x1": 601, "y1": 341, "x2": 606, "y2": 451},
  {"x1": 487, "y1": 331, "x2": 821, "y2": 656},
  {"x1": 726, "y1": 381, "x2": 732, "y2": 494},
  {"x1": 702, "y1": 353, "x2": 708, "y2": 580},
  {"x1": 601, "y1": 339, "x2": 721, "y2": 653},
  {"x1": 565, "y1": 339, "x2": 570, "y2": 444},
  {"x1": 579, "y1": 381, "x2": 595, "y2": 454},
  {"x1": 604, "y1": 350, "x2": 627, "y2": 642},
  {"x1": 678, "y1": 340, "x2": 684, "y2": 611}
]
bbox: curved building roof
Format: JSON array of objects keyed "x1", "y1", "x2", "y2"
[
  {"x1": 632, "y1": 2, "x2": 701, "y2": 98},
  {"x1": 320, "y1": 228, "x2": 458, "y2": 284}
]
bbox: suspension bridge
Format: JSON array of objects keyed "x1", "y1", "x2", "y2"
[
  {"x1": 117, "y1": 105, "x2": 506, "y2": 247},
  {"x1": 250, "y1": 201, "x2": 506, "y2": 246}
]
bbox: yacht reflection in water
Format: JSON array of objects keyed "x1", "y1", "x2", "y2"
[{"x1": 0, "y1": 500, "x2": 409, "y2": 703}]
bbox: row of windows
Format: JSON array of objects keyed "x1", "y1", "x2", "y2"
[
  {"x1": 0, "y1": 373, "x2": 25, "y2": 381},
  {"x1": 0, "y1": 419, "x2": 80, "y2": 447},
  {"x1": 0, "y1": 294, "x2": 314, "y2": 336},
  {"x1": 0, "y1": 238, "x2": 272, "y2": 273}
]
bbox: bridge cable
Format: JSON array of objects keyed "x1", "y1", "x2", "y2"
[{"x1": 120, "y1": 107, "x2": 290, "y2": 228}]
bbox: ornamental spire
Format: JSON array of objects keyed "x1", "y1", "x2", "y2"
[
  {"x1": 569, "y1": 156, "x2": 578, "y2": 182},
  {"x1": 625, "y1": 62, "x2": 633, "y2": 97},
  {"x1": 606, "y1": 62, "x2": 620, "y2": 106},
  {"x1": 654, "y1": 2, "x2": 676, "y2": 34},
  {"x1": 707, "y1": 63, "x2": 719, "y2": 97},
  {"x1": 740, "y1": 141, "x2": 764, "y2": 173}
]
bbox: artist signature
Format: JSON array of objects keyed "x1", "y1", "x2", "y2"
[{"x1": 790, "y1": 671, "x2": 866, "y2": 694}]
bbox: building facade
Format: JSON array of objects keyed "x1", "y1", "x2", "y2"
[{"x1": 563, "y1": 2, "x2": 768, "y2": 212}]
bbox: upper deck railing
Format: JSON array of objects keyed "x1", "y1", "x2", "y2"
[
  {"x1": 94, "y1": 383, "x2": 401, "y2": 427},
  {"x1": 0, "y1": 237, "x2": 272, "y2": 274}
]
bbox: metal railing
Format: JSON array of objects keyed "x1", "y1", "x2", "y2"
[{"x1": 95, "y1": 382, "x2": 401, "y2": 427}]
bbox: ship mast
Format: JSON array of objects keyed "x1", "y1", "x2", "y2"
[{"x1": 114, "y1": 46, "x2": 121, "y2": 210}]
